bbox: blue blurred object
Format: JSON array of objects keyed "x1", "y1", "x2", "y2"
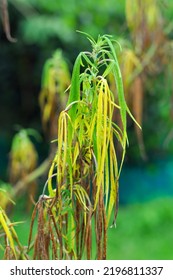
[{"x1": 119, "y1": 159, "x2": 173, "y2": 204}]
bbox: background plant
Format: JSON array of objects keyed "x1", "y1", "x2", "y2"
[
  {"x1": 8, "y1": 129, "x2": 39, "y2": 210},
  {"x1": 107, "y1": 0, "x2": 173, "y2": 160},
  {"x1": 39, "y1": 49, "x2": 71, "y2": 143}
]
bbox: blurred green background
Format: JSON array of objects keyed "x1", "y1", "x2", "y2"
[{"x1": 0, "y1": 0, "x2": 173, "y2": 259}]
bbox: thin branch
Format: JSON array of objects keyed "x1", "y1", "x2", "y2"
[{"x1": 0, "y1": 0, "x2": 17, "y2": 42}]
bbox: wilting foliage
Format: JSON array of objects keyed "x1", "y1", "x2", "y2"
[
  {"x1": 9, "y1": 129, "x2": 39, "y2": 209},
  {"x1": 39, "y1": 50, "x2": 71, "y2": 141},
  {"x1": 0, "y1": 207, "x2": 28, "y2": 260},
  {"x1": 28, "y1": 34, "x2": 135, "y2": 260},
  {"x1": 126, "y1": 0, "x2": 165, "y2": 56},
  {"x1": 0, "y1": 181, "x2": 13, "y2": 210},
  {"x1": 110, "y1": 0, "x2": 173, "y2": 159},
  {"x1": 9, "y1": 129, "x2": 38, "y2": 184}
]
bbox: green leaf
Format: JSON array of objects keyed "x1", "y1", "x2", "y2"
[
  {"x1": 67, "y1": 52, "x2": 81, "y2": 118},
  {"x1": 67, "y1": 53, "x2": 82, "y2": 143}
]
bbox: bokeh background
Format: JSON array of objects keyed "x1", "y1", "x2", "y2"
[{"x1": 0, "y1": 0, "x2": 173, "y2": 259}]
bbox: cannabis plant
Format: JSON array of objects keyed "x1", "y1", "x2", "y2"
[{"x1": 29, "y1": 34, "x2": 135, "y2": 260}]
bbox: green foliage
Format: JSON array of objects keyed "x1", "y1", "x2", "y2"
[{"x1": 10, "y1": 0, "x2": 126, "y2": 44}]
